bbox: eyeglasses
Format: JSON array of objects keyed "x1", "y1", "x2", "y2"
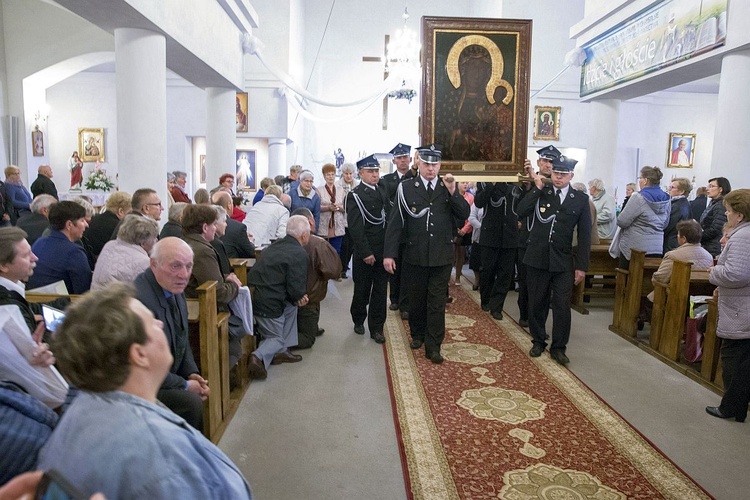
[{"x1": 145, "y1": 202, "x2": 163, "y2": 207}]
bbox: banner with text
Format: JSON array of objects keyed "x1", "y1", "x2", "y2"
[{"x1": 580, "y1": 0, "x2": 728, "y2": 96}]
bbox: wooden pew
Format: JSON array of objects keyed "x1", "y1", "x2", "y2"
[
  {"x1": 609, "y1": 250, "x2": 662, "y2": 338},
  {"x1": 229, "y1": 257, "x2": 251, "y2": 286},
  {"x1": 649, "y1": 259, "x2": 692, "y2": 361},
  {"x1": 701, "y1": 297, "x2": 722, "y2": 389},
  {"x1": 571, "y1": 243, "x2": 618, "y2": 314}
]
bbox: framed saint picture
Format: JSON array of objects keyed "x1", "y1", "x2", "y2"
[
  {"x1": 533, "y1": 106, "x2": 560, "y2": 141},
  {"x1": 667, "y1": 133, "x2": 695, "y2": 168},
  {"x1": 235, "y1": 150, "x2": 256, "y2": 191},
  {"x1": 78, "y1": 128, "x2": 105, "y2": 162},
  {"x1": 421, "y1": 17, "x2": 532, "y2": 179},
  {"x1": 31, "y1": 126, "x2": 44, "y2": 157},
  {"x1": 236, "y1": 92, "x2": 248, "y2": 133}
]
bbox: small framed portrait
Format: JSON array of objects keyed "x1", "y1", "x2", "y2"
[
  {"x1": 31, "y1": 126, "x2": 44, "y2": 157},
  {"x1": 533, "y1": 106, "x2": 560, "y2": 141},
  {"x1": 667, "y1": 133, "x2": 696, "y2": 168},
  {"x1": 199, "y1": 155, "x2": 206, "y2": 184},
  {"x1": 235, "y1": 149, "x2": 256, "y2": 191},
  {"x1": 78, "y1": 128, "x2": 105, "y2": 162},
  {"x1": 236, "y1": 92, "x2": 248, "y2": 133}
]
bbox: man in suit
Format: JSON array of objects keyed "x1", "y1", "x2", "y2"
[
  {"x1": 517, "y1": 154, "x2": 591, "y2": 365},
  {"x1": 384, "y1": 145, "x2": 470, "y2": 364},
  {"x1": 134, "y1": 237, "x2": 209, "y2": 430},
  {"x1": 516, "y1": 145, "x2": 561, "y2": 327},
  {"x1": 347, "y1": 155, "x2": 390, "y2": 344},
  {"x1": 29, "y1": 165, "x2": 58, "y2": 200},
  {"x1": 379, "y1": 143, "x2": 415, "y2": 318},
  {"x1": 16, "y1": 195, "x2": 56, "y2": 246},
  {"x1": 211, "y1": 191, "x2": 255, "y2": 259},
  {"x1": 474, "y1": 182, "x2": 519, "y2": 320}
]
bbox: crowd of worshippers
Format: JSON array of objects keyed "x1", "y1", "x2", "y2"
[{"x1": 1, "y1": 145, "x2": 747, "y2": 496}]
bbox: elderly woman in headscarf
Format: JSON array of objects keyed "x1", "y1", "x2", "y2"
[{"x1": 290, "y1": 169, "x2": 320, "y2": 231}]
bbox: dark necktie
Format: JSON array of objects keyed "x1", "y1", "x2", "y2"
[
  {"x1": 166, "y1": 295, "x2": 182, "y2": 345},
  {"x1": 427, "y1": 182, "x2": 434, "y2": 197}
]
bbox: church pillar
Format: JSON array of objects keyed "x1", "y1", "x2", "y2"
[
  {"x1": 115, "y1": 28, "x2": 167, "y2": 202},
  {"x1": 205, "y1": 87, "x2": 236, "y2": 191},
  {"x1": 710, "y1": 49, "x2": 750, "y2": 182},
  {"x1": 586, "y1": 99, "x2": 620, "y2": 193},
  {"x1": 268, "y1": 138, "x2": 288, "y2": 179}
]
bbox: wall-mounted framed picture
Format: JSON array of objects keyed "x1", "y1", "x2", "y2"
[
  {"x1": 31, "y1": 126, "x2": 44, "y2": 157},
  {"x1": 199, "y1": 154, "x2": 206, "y2": 184},
  {"x1": 532, "y1": 106, "x2": 560, "y2": 141},
  {"x1": 667, "y1": 132, "x2": 695, "y2": 168},
  {"x1": 78, "y1": 128, "x2": 105, "y2": 162},
  {"x1": 235, "y1": 149, "x2": 256, "y2": 191},
  {"x1": 236, "y1": 92, "x2": 248, "y2": 133}
]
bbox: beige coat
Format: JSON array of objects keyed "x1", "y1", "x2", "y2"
[{"x1": 317, "y1": 182, "x2": 346, "y2": 238}]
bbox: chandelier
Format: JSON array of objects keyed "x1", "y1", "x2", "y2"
[{"x1": 385, "y1": 7, "x2": 421, "y2": 99}]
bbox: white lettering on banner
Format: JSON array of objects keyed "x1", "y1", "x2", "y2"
[{"x1": 580, "y1": 0, "x2": 728, "y2": 96}]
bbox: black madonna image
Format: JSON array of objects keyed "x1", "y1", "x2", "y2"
[{"x1": 422, "y1": 17, "x2": 531, "y2": 174}]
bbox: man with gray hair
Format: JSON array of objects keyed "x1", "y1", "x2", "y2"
[
  {"x1": 212, "y1": 191, "x2": 255, "y2": 258},
  {"x1": 246, "y1": 215, "x2": 310, "y2": 379},
  {"x1": 170, "y1": 171, "x2": 191, "y2": 204},
  {"x1": 16, "y1": 194, "x2": 56, "y2": 246},
  {"x1": 30, "y1": 164, "x2": 58, "y2": 200},
  {"x1": 134, "y1": 237, "x2": 209, "y2": 430},
  {"x1": 588, "y1": 178, "x2": 617, "y2": 239},
  {"x1": 160, "y1": 202, "x2": 188, "y2": 239},
  {"x1": 243, "y1": 185, "x2": 289, "y2": 246}
]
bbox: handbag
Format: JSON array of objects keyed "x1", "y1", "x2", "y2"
[{"x1": 608, "y1": 226, "x2": 622, "y2": 259}]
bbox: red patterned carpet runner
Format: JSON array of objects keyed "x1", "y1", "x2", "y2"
[{"x1": 383, "y1": 285, "x2": 709, "y2": 499}]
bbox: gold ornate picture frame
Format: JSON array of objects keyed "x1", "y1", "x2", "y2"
[
  {"x1": 533, "y1": 105, "x2": 560, "y2": 141},
  {"x1": 667, "y1": 132, "x2": 695, "y2": 168},
  {"x1": 31, "y1": 126, "x2": 44, "y2": 157},
  {"x1": 421, "y1": 16, "x2": 532, "y2": 180},
  {"x1": 78, "y1": 128, "x2": 105, "y2": 162},
  {"x1": 236, "y1": 92, "x2": 248, "y2": 133}
]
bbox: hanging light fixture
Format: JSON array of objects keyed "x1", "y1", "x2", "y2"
[{"x1": 386, "y1": 7, "x2": 421, "y2": 101}]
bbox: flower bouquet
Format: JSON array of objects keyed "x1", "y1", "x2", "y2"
[{"x1": 84, "y1": 164, "x2": 115, "y2": 192}]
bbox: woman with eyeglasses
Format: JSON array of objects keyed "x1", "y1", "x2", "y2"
[
  {"x1": 615, "y1": 166, "x2": 670, "y2": 269},
  {"x1": 706, "y1": 189, "x2": 750, "y2": 422},
  {"x1": 663, "y1": 177, "x2": 692, "y2": 253},
  {"x1": 700, "y1": 176, "x2": 732, "y2": 257},
  {"x1": 290, "y1": 170, "x2": 320, "y2": 232}
]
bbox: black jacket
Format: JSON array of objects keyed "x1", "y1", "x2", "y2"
[
  {"x1": 384, "y1": 176, "x2": 470, "y2": 267},
  {"x1": 346, "y1": 183, "x2": 389, "y2": 259},
  {"x1": 247, "y1": 235, "x2": 307, "y2": 318},
  {"x1": 690, "y1": 195, "x2": 708, "y2": 222},
  {"x1": 474, "y1": 182, "x2": 519, "y2": 249},
  {"x1": 517, "y1": 184, "x2": 591, "y2": 273},
  {"x1": 700, "y1": 197, "x2": 727, "y2": 257},
  {"x1": 16, "y1": 212, "x2": 49, "y2": 246},
  {"x1": 84, "y1": 211, "x2": 121, "y2": 256},
  {"x1": 379, "y1": 169, "x2": 416, "y2": 203},
  {"x1": 159, "y1": 221, "x2": 183, "y2": 239},
  {"x1": 134, "y1": 269, "x2": 198, "y2": 390},
  {"x1": 664, "y1": 196, "x2": 691, "y2": 253},
  {"x1": 220, "y1": 218, "x2": 255, "y2": 259},
  {"x1": 30, "y1": 175, "x2": 58, "y2": 200}
]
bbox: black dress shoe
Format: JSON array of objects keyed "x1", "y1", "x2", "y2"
[
  {"x1": 248, "y1": 354, "x2": 268, "y2": 380},
  {"x1": 400, "y1": 311, "x2": 409, "y2": 320},
  {"x1": 410, "y1": 338, "x2": 423, "y2": 349},
  {"x1": 271, "y1": 350, "x2": 303, "y2": 365},
  {"x1": 340, "y1": 272, "x2": 348, "y2": 279},
  {"x1": 518, "y1": 319, "x2": 529, "y2": 328},
  {"x1": 426, "y1": 351, "x2": 444, "y2": 364},
  {"x1": 354, "y1": 324, "x2": 365, "y2": 335},
  {"x1": 529, "y1": 345, "x2": 544, "y2": 358},
  {"x1": 446, "y1": 296, "x2": 454, "y2": 304},
  {"x1": 372, "y1": 331, "x2": 385, "y2": 344},
  {"x1": 472, "y1": 284, "x2": 480, "y2": 291},
  {"x1": 706, "y1": 406, "x2": 745, "y2": 422},
  {"x1": 481, "y1": 303, "x2": 490, "y2": 312},
  {"x1": 550, "y1": 350, "x2": 570, "y2": 365},
  {"x1": 491, "y1": 311, "x2": 504, "y2": 321},
  {"x1": 316, "y1": 328, "x2": 325, "y2": 336},
  {"x1": 389, "y1": 303, "x2": 399, "y2": 311}
]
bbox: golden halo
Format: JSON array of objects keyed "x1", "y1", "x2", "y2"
[{"x1": 446, "y1": 34, "x2": 514, "y2": 105}]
